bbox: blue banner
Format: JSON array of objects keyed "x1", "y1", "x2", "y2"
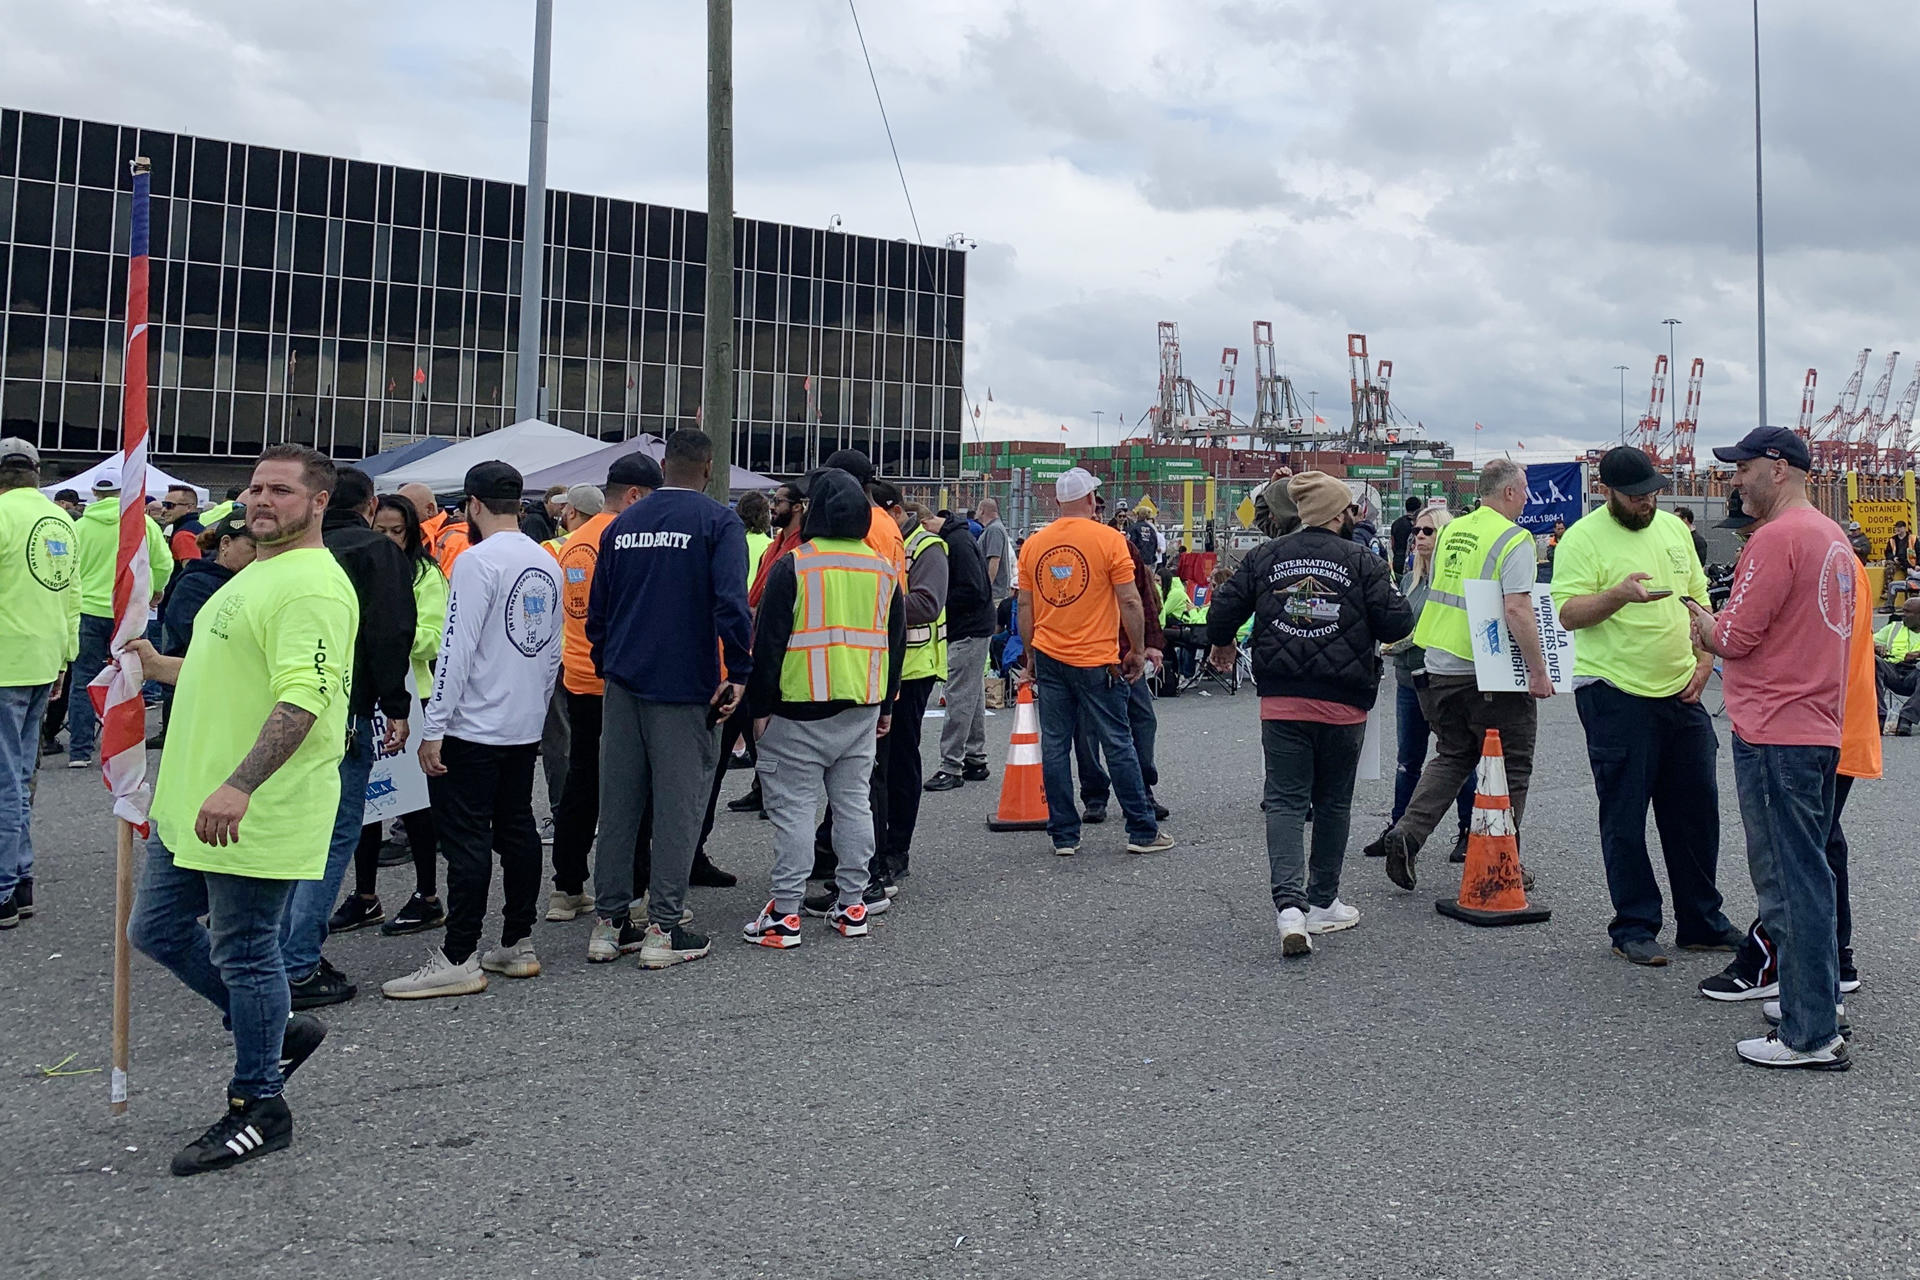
[{"x1": 1518, "y1": 462, "x2": 1583, "y2": 534}]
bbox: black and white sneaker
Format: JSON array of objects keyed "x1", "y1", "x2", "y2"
[
  {"x1": 1763, "y1": 1000, "x2": 1851, "y2": 1040},
  {"x1": 1699, "y1": 954, "x2": 1778, "y2": 1002},
  {"x1": 961, "y1": 762, "x2": 991, "y2": 782},
  {"x1": 170, "y1": 1095, "x2": 293, "y2": 1177},
  {"x1": 0, "y1": 894, "x2": 17, "y2": 930},
  {"x1": 15, "y1": 876, "x2": 32, "y2": 918},
  {"x1": 279, "y1": 1014, "x2": 327, "y2": 1082},
  {"x1": 379, "y1": 893, "x2": 445, "y2": 936},
  {"x1": 327, "y1": 894, "x2": 384, "y2": 933},
  {"x1": 1839, "y1": 947, "x2": 1861, "y2": 994},
  {"x1": 288, "y1": 958, "x2": 357, "y2": 1010}
]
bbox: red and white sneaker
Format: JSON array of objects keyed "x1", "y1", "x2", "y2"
[
  {"x1": 827, "y1": 901, "x2": 870, "y2": 938},
  {"x1": 743, "y1": 902, "x2": 803, "y2": 949}
]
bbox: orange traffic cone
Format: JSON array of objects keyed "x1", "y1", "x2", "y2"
[
  {"x1": 1436, "y1": 729, "x2": 1551, "y2": 927},
  {"x1": 986, "y1": 681, "x2": 1049, "y2": 832}
]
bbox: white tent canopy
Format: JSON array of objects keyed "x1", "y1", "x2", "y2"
[
  {"x1": 375, "y1": 419, "x2": 608, "y2": 493},
  {"x1": 42, "y1": 457, "x2": 208, "y2": 505}
]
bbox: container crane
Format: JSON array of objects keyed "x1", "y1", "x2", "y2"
[
  {"x1": 1883, "y1": 365, "x2": 1920, "y2": 473},
  {"x1": 1214, "y1": 347, "x2": 1238, "y2": 439},
  {"x1": 1854, "y1": 351, "x2": 1901, "y2": 469},
  {"x1": 1810, "y1": 348, "x2": 1871, "y2": 470},
  {"x1": 1670, "y1": 357, "x2": 1703, "y2": 471},
  {"x1": 1794, "y1": 368, "x2": 1817, "y2": 441},
  {"x1": 1634, "y1": 355, "x2": 1669, "y2": 462}
]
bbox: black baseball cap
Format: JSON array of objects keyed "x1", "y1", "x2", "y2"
[
  {"x1": 1598, "y1": 445, "x2": 1669, "y2": 497},
  {"x1": 823, "y1": 449, "x2": 875, "y2": 485},
  {"x1": 607, "y1": 452, "x2": 664, "y2": 489},
  {"x1": 464, "y1": 460, "x2": 524, "y2": 502},
  {"x1": 1713, "y1": 426, "x2": 1811, "y2": 471},
  {"x1": 1716, "y1": 489, "x2": 1754, "y2": 530}
]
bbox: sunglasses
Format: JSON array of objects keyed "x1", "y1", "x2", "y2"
[{"x1": 1414, "y1": 527, "x2": 1437, "y2": 536}]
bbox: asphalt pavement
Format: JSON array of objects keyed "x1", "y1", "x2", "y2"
[{"x1": 5, "y1": 688, "x2": 1919, "y2": 1280}]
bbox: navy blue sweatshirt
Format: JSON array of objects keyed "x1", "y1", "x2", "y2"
[{"x1": 586, "y1": 486, "x2": 752, "y2": 703}]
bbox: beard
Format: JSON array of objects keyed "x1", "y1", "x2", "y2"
[
  {"x1": 1608, "y1": 494, "x2": 1655, "y2": 532},
  {"x1": 251, "y1": 505, "x2": 315, "y2": 548},
  {"x1": 1339, "y1": 514, "x2": 1356, "y2": 539}
]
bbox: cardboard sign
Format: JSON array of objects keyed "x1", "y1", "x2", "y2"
[
  {"x1": 364, "y1": 671, "x2": 430, "y2": 824},
  {"x1": 1464, "y1": 581, "x2": 1575, "y2": 694}
]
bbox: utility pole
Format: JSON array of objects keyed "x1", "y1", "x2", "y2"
[
  {"x1": 1614, "y1": 364, "x2": 1630, "y2": 443},
  {"x1": 1661, "y1": 319, "x2": 1682, "y2": 434},
  {"x1": 1752, "y1": 0, "x2": 1769, "y2": 428},
  {"x1": 702, "y1": 0, "x2": 735, "y2": 502},
  {"x1": 1091, "y1": 409, "x2": 1105, "y2": 450},
  {"x1": 513, "y1": 0, "x2": 553, "y2": 425}
]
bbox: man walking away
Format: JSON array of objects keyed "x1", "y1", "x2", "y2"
[
  {"x1": 1016, "y1": 467, "x2": 1172, "y2": 857},
  {"x1": 0, "y1": 439, "x2": 79, "y2": 928},
  {"x1": 978, "y1": 498, "x2": 1014, "y2": 606},
  {"x1": 1687, "y1": 427, "x2": 1854, "y2": 1071},
  {"x1": 584, "y1": 430, "x2": 751, "y2": 970},
  {"x1": 127, "y1": 444, "x2": 354, "y2": 1175},
  {"x1": 280, "y1": 466, "x2": 417, "y2": 1005},
  {"x1": 545, "y1": 453, "x2": 660, "y2": 923},
  {"x1": 67, "y1": 468, "x2": 171, "y2": 768},
  {"x1": 1870, "y1": 598, "x2": 1920, "y2": 734},
  {"x1": 1209, "y1": 473, "x2": 1412, "y2": 956},
  {"x1": 1365, "y1": 460, "x2": 1552, "y2": 890},
  {"x1": 1552, "y1": 446, "x2": 1739, "y2": 967},
  {"x1": 743, "y1": 468, "x2": 906, "y2": 948},
  {"x1": 382, "y1": 462, "x2": 562, "y2": 998},
  {"x1": 1390, "y1": 496, "x2": 1420, "y2": 573},
  {"x1": 926, "y1": 506, "x2": 996, "y2": 791}
]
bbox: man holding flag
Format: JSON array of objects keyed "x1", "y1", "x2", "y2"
[{"x1": 128, "y1": 445, "x2": 358, "y2": 1174}]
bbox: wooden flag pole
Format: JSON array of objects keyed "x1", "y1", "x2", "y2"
[{"x1": 111, "y1": 818, "x2": 134, "y2": 1115}]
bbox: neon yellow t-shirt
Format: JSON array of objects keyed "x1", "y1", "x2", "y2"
[
  {"x1": 0, "y1": 487, "x2": 80, "y2": 686},
  {"x1": 1550, "y1": 507, "x2": 1707, "y2": 698},
  {"x1": 151, "y1": 547, "x2": 359, "y2": 879}
]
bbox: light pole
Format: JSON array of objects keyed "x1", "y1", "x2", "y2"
[
  {"x1": 513, "y1": 0, "x2": 553, "y2": 425},
  {"x1": 1614, "y1": 364, "x2": 1630, "y2": 443},
  {"x1": 1752, "y1": 0, "x2": 1769, "y2": 428},
  {"x1": 1091, "y1": 409, "x2": 1105, "y2": 450},
  {"x1": 702, "y1": 0, "x2": 735, "y2": 501},
  {"x1": 1308, "y1": 391, "x2": 1317, "y2": 431},
  {"x1": 1661, "y1": 319, "x2": 1682, "y2": 433}
]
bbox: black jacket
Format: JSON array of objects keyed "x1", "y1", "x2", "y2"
[
  {"x1": 747, "y1": 469, "x2": 906, "y2": 722},
  {"x1": 940, "y1": 519, "x2": 995, "y2": 640},
  {"x1": 160, "y1": 558, "x2": 237, "y2": 656},
  {"x1": 1206, "y1": 525, "x2": 1413, "y2": 709},
  {"x1": 322, "y1": 508, "x2": 418, "y2": 720}
]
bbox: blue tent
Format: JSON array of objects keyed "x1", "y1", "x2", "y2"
[{"x1": 359, "y1": 437, "x2": 454, "y2": 478}]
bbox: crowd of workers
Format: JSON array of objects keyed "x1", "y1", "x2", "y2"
[{"x1": 0, "y1": 418, "x2": 1881, "y2": 1178}]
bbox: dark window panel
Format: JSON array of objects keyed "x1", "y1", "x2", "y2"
[
  {"x1": 327, "y1": 158, "x2": 347, "y2": 218},
  {"x1": 883, "y1": 334, "x2": 905, "y2": 382},
  {"x1": 854, "y1": 239, "x2": 877, "y2": 286},
  {"x1": 793, "y1": 228, "x2": 816, "y2": 276},
  {"x1": 562, "y1": 249, "x2": 592, "y2": 302},
  {"x1": 853, "y1": 284, "x2": 876, "y2": 331},
  {"x1": 245, "y1": 145, "x2": 278, "y2": 207},
  {"x1": 428, "y1": 346, "x2": 457, "y2": 403},
  {"x1": 273, "y1": 211, "x2": 293, "y2": 271},
  {"x1": 44, "y1": 248, "x2": 70, "y2": 318},
  {"x1": 438, "y1": 175, "x2": 468, "y2": 233},
  {"x1": 293, "y1": 213, "x2": 326, "y2": 273},
  {"x1": 943, "y1": 296, "x2": 963, "y2": 341},
  {"x1": 285, "y1": 395, "x2": 320, "y2": 446},
  {"x1": 753, "y1": 276, "x2": 777, "y2": 322},
  {"x1": 342, "y1": 220, "x2": 373, "y2": 277},
  {"x1": 295, "y1": 153, "x2": 327, "y2": 216},
  {"x1": 13, "y1": 179, "x2": 53, "y2": 245},
  {"x1": 435, "y1": 232, "x2": 464, "y2": 287},
  {"x1": 78, "y1": 121, "x2": 119, "y2": 189},
  {"x1": 388, "y1": 226, "x2": 420, "y2": 285},
  {"x1": 183, "y1": 262, "x2": 220, "y2": 326},
  {"x1": 820, "y1": 280, "x2": 844, "y2": 325},
  {"x1": 885, "y1": 240, "x2": 908, "y2": 285},
  {"x1": 606, "y1": 201, "x2": 633, "y2": 256},
  {"x1": 7, "y1": 244, "x2": 49, "y2": 311},
  {"x1": 235, "y1": 331, "x2": 269, "y2": 392},
  {"x1": 601, "y1": 306, "x2": 629, "y2": 360},
  {"x1": 644, "y1": 206, "x2": 670, "y2": 258},
  {"x1": 884, "y1": 287, "x2": 907, "y2": 333},
  {"x1": 912, "y1": 336, "x2": 936, "y2": 384},
  {"x1": 231, "y1": 391, "x2": 267, "y2": 452},
  {"x1": 334, "y1": 339, "x2": 368, "y2": 398},
  {"x1": 477, "y1": 293, "x2": 507, "y2": 350},
  {"x1": 432, "y1": 288, "x2": 461, "y2": 347},
  {"x1": 18, "y1": 114, "x2": 57, "y2": 182},
  {"x1": 223, "y1": 143, "x2": 246, "y2": 205},
  {"x1": 345, "y1": 159, "x2": 377, "y2": 221},
  {"x1": 186, "y1": 201, "x2": 222, "y2": 263},
  {"x1": 180, "y1": 327, "x2": 216, "y2": 387},
  {"x1": 189, "y1": 138, "x2": 225, "y2": 202},
  {"x1": 483, "y1": 180, "x2": 511, "y2": 238},
  {"x1": 338, "y1": 277, "x2": 370, "y2": 339},
  {"x1": 69, "y1": 251, "x2": 110, "y2": 320},
  {"x1": 683, "y1": 210, "x2": 707, "y2": 265},
  {"x1": 420, "y1": 179, "x2": 438, "y2": 239},
  {"x1": 642, "y1": 260, "x2": 669, "y2": 309},
  {"x1": 4, "y1": 316, "x2": 45, "y2": 378},
  {"x1": 0, "y1": 111, "x2": 17, "y2": 180},
  {"x1": 58, "y1": 118, "x2": 80, "y2": 184},
  {"x1": 1, "y1": 379, "x2": 39, "y2": 438},
  {"x1": 239, "y1": 207, "x2": 273, "y2": 269},
  {"x1": 333, "y1": 399, "x2": 367, "y2": 458},
  {"x1": 236, "y1": 268, "x2": 272, "y2": 331},
  {"x1": 288, "y1": 336, "x2": 320, "y2": 395},
  {"x1": 882, "y1": 382, "x2": 903, "y2": 432},
  {"x1": 60, "y1": 384, "x2": 102, "y2": 453},
  {"x1": 947, "y1": 250, "x2": 965, "y2": 297},
  {"x1": 755, "y1": 226, "x2": 778, "y2": 273},
  {"x1": 161, "y1": 260, "x2": 187, "y2": 326},
  {"x1": 390, "y1": 167, "x2": 422, "y2": 227},
  {"x1": 789, "y1": 276, "x2": 812, "y2": 325},
  {"x1": 852, "y1": 332, "x2": 874, "y2": 381},
  {"x1": 290, "y1": 274, "x2": 323, "y2": 337},
  {"x1": 218, "y1": 265, "x2": 241, "y2": 328},
  {"x1": 819, "y1": 331, "x2": 843, "y2": 379},
  {"x1": 604, "y1": 252, "x2": 631, "y2": 308},
  {"x1": 677, "y1": 365, "x2": 702, "y2": 418}
]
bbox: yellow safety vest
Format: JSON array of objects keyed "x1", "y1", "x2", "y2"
[
  {"x1": 1875, "y1": 621, "x2": 1920, "y2": 663},
  {"x1": 541, "y1": 530, "x2": 569, "y2": 557},
  {"x1": 1412, "y1": 505, "x2": 1533, "y2": 661},
  {"x1": 900, "y1": 523, "x2": 949, "y2": 682},
  {"x1": 779, "y1": 537, "x2": 895, "y2": 704}
]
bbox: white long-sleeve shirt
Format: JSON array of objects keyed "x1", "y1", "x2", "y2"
[{"x1": 422, "y1": 529, "x2": 563, "y2": 746}]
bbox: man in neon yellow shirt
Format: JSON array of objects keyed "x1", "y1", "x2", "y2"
[
  {"x1": 1872, "y1": 597, "x2": 1920, "y2": 734},
  {"x1": 66, "y1": 469, "x2": 171, "y2": 767},
  {"x1": 0, "y1": 439, "x2": 79, "y2": 927},
  {"x1": 1553, "y1": 446, "x2": 1741, "y2": 966},
  {"x1": 128, "y1": 444, "x2": 358, "y2": 1178}
]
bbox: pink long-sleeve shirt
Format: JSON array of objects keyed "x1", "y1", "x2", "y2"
[{"x1": 1715, "y1": 505, "x2": 1855, "y2": 747}]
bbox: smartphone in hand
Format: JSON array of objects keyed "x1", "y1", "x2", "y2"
[{"x1": 1643, "y1": 588, "x2": 1674, "y2": 600}]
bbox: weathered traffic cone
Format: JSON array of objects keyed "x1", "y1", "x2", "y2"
[
  {"x1": 986, "y1": 681, "x2": 1049, "y2": 832},
  {"x1": 1436, "y1": 729, "x2": 1550, "y2": 926}
]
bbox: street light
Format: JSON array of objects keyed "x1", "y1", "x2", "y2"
[
  {"x1": 1752, "y1": 0, "x2": 1769, "y2": 428},
  {"x1": 1091, "y1": 409, "x2": 1105, "y2": 449},
  {"x1": 1661, "y1": 319, "x2": 1682, "y2": 430},
  {"x1": 1614, "y1": 364, "x2": 1630, "y2": 443}
]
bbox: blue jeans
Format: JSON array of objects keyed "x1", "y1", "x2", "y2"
[
  {"x1": 1076, "y1": 671, "x2": 1157, "y2": 803},
  {"x1": 1391, "y1": 681, "x2": 1473, "y2": 829},
  {"x1": 128, "y1": 833, "x2": 295, "y2": 1100},
  {"x1": 1731, "y1": 734, "x2": 1841, "y2": 1051},
  {"x1": 1033, "y1": 652, "x2": 1156, "y2": 846},
  {"x1": 0, "y1": 683, "x2": 52, "y2": 900},
  {"x1": 279, "y1": 716, "x2": 375, "y2": 981},
  {"x1": 66, "y1": 613, "x2": 113, "y2": 761}
]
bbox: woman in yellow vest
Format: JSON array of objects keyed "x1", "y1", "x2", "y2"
[{"x1": 739, "y1": 468, "x2": 906, "y2": 948}]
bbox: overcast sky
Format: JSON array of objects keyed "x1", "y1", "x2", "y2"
[{"x1": 5, "y1": 0, "x2": 1914, "y2": 459}]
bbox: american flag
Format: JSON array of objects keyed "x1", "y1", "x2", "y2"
[{"x1": 88, "y1": 158, "x2": 154, "y2": 833}]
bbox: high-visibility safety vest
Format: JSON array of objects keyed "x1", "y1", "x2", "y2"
[
  {"x1": 901, "y1": 523, "x2": 948, "y2": 682},
  {"x1": 1875, "y1": 621, "x2": 1920, "y2": 663},
  {"x1": 1411, "y1": 505, "x2": 1533, "y2": 662},
  {"x1": 779, "y1": 537, "x2": 896, "y2": 705}
]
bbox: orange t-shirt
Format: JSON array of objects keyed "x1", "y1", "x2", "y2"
[
  {"x1": 554, "y1": 510, "x2": 616, "y2": 696},
  {"x1": 1017, "y1": 516, "x2": 1135, "y2": 667},
  {"x1": 865, "y1": 505, "x2": 908, "y2": 588},
  {"x1": 1839, "y1": 558, "x2": 1882, "y2": 781}
]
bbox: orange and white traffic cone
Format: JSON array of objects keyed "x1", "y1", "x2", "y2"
[
  {"x1": 986, "y1": 681, "x2": 1049, "y2": 832},
  {"x1": 1436, "y1": 729, "x2": 1551, "y2": 927}
]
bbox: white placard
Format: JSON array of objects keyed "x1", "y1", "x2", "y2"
[
  {"x1": 364, "y1": 672, "x2": 430, "y2": 824},
  {"x1": 1464, "y1": 581, "x2": 1575, "y2": 694},
  {"x1": 1357, "y1": 701, "x2": 1383, "y2": 781}
]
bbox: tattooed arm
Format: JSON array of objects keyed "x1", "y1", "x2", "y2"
[{"x1": 195, "y1": 701, "x2": 318, "y2": 847}]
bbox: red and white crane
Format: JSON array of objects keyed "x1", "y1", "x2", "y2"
[
  {"x1": 1794, "y1": 368, "x2": 1818, "y2": 441},
  {"x1": 1853, "y1": 350, "x2": 1901, "y2": 466},
  {"x1": 1882, "y1": 364, "x2": 1920, "y2": 473},
  {"x1": 1670, "y1": 357, "x2": 1704, "y2": 470},
  {"x1": 1634, "y1": 355, "x2": 1669, "y2": 462},
  {"x1": 1214, "y1": 347, "x2": 1238, "y2": 439},
  {"x1": 1810, "y1": 348, "x2": 1871, "y2": 470}
]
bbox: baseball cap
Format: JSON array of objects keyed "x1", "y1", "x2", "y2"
[
  {"x1": 564, "y1": 483, "x2": 605, "y2": 516},
  {"x1": 0, "y1": 437, "x2": 39, "y2": 468},
  {"x1": 91, "y1": 464, "x2": 122, "y2": 492},
  {"x1": 1712, "y1": 426, "x2": 1811, "y2": 471},
  {"x1": 823, "y1": 449, "x2": 876, "y2": 486},
  {"x1": 463, "y1": 460, "x2": 524, "y2": 502},
  {"x1": 1716, "y1": 490, "x2": 1754, "y2": 530},
  {"x1": 1597, "y1": 445, "x2": 1669, "y2": 497},
  {"x1": 1054, "y1": 466, "x2": 1101, "y2": 503},
  {"x1": 607, "y1": 452, "x2": 664, "y2": 490}
]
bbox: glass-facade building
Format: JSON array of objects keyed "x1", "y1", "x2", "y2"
[{"x1": 0, "y1": 109, "x2": 965, "y2": 480}]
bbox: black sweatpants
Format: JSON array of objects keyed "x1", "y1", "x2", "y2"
[{"x1": 431, "y1": 736, "x2": 541, "y2": 965}]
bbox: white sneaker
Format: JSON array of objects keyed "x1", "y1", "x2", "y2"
[
  {"x1": 1761, "y1": 1000, "x2": 1851, "y2": 1039},
  {"x1": 479, "y1": 937, "x2": 542, "y2": 979},
  {"x1": 1735, "y1": 1031, "x2": 1850, "y2": 1070},
  {"x1": 1304, "y1": 899, "x2": 1360, "y2": 934},
  {"x1": 546, "y1": 891, "x2": 593, "y2": 922},
  {"x1": 381, "y1": 947, "x2": 487, "y2": 1000},
  {"x1": 1277, "y1": 907, "x2": 1313, "y2": 957}
]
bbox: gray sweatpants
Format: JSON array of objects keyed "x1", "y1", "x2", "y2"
[
  {"x1": 758, "y1": 706, "x2": 882, "y2": 914},
  {"x1": 937, "y1": 634, "x2": 991, "y2": 774},
  {"x1": 594, "y1": 685, "x2": 719, "y2": 929}
]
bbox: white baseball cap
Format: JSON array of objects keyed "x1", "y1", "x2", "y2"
[
  {"x1": 91, "y1": 465, "x2": 122, "y2": 492},
  {"x1": 1054, "y1": 466, "x2": 1101, "y2": 503}
]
